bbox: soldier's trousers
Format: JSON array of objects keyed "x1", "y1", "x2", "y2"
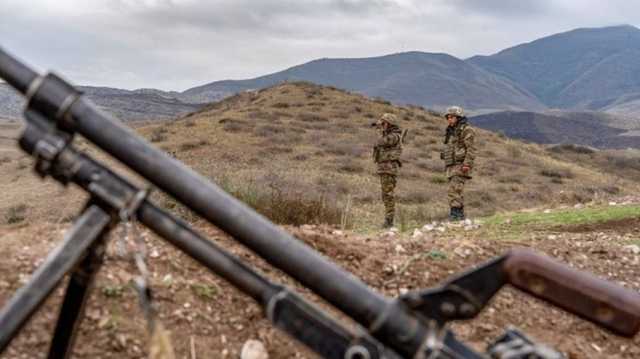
[
  {"x1": 448, "y1": 175, "x2": 466, "y2": 208},
  {"x1": 379, "y1": 174, "x2": 397, "y2": 220}
]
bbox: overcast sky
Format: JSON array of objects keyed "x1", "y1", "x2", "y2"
[{"x1": 1, "y1": 0, "x2": 638, "y2": 91}]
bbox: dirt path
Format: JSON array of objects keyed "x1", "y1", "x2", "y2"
[
  {"x1": 555, "y1": 216, "x2": 640, "y2": 233},
  {"x1": 0, "y1": 219, "x2": 638, "y2": 358}
]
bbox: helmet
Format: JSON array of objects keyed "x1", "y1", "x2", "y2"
[
  {"x1": 380, "y1": 113, "x2": 397, "y2": 125},
  {"x1": 445, "y1": 106, "x2": 465, "y2": 118}
]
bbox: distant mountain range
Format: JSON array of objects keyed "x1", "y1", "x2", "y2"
[
  {"x1": 3, "y1": 25, "x2": 640, "y2": 131},
  {"x1": 181, "y1": 52, "x2": 546, "y2": 114},
  {"x1": 468, "y1": 25, "x2": 640, "y2": 115},
  {"x1": 180, "y1": 24, "x2": 640, "y2": 119},
  {"x1": 470, "y1": 111, "x2": 640, "y2": 149},
  {"x1": 0, "y1": 83, "x2": 203, "y2": 122}
]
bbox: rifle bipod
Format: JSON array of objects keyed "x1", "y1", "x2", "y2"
[{"x1": 0, "y1": 46, "x2": 639, "y2": 359}]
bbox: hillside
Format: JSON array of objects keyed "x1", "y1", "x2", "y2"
[
  {"x1": 470, "y1": 111, "x2": 640, "y2": 149},
  {"x1": 181, "y1": 52, "x2": 545, "y2": 114},
  {"x1": 1, "y1": 82, "x2": 640, "y2": 358},
  {"x1": 135, "y1": 82, "x2": 637, "y2": 229},
  {"x1": 469, "y1": 25, "x2": 640, "y2": 115},
  {"x1": 0, "y1": 83, "x2": 203, "y2": 122},
  {"x1": 2, "y1": 82, "x2": 640, "y2": 227}
]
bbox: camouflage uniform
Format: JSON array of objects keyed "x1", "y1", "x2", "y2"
[
  {"x1": 373, "y1": 113, "x2": 403, "y2": 228},
  {"x1": 441, "y1": 106, "x2": 476, "y2": 220}
]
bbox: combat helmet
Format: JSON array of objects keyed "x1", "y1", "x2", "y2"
[
  {"x1": 380, "y1": 113, "x2": 398, "y2": 126},
  {"x1": 444, "y1": 106, "x2": 465, "y2": 118}
]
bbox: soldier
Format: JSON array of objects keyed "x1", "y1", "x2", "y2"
[
  {"x1": 372, "y1": 113, "x2": 403, "y2": 228},
  {"x1": 441, "y1": 106, "x2": 476, "y2": 221}
]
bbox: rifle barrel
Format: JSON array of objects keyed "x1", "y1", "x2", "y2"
[
  {"x1": 2, "y1": 47, "x2": 430, "y2": 356},
  {"x1": 0, "y1": 47, "x2": 38, "y2": 94}
]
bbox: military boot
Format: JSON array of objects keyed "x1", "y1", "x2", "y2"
[
  {"x1": 457, "y1": 206, "x2": 466, "y2": 221},
  {"x1": 450, "y1": 207, "x2": 464, "y2": 222},
  {"x1": 449, "y1": 207, "x2": 458, "y2": 222},
  {"x1": 383, "y1": 217, "x2": 394, "y2": 229}
]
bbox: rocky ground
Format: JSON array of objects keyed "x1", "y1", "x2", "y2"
[{"x1": 1, "y1": 201, "x2": 639, "y2": 359}]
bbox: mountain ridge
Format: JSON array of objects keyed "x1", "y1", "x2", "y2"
[{"x1": 3, "y1": 25, "x2": 640, "y2": 123}]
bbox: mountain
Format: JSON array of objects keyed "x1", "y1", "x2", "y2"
[
  {"x1": 469, "y1": 25, "x2": 640, "y2": 114},
  {"x1": 470, "y1": 111, "x2": 640, "y2": 149},
  {"x1": 4, "y1": 25, "x2": 640, "y2": 124},
  {"x1": 0, "y1": 83, "x2": 203, "y2": 122},
  {"x1": 181, "y1": 52, "x2": 546, "y2": 114}
]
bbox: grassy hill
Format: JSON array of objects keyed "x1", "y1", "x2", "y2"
[
  {"x1": 2, "y1": 82, "x2": 640, "y2": 230},
  {"x1": 1, "y1": 82, "x2": 639, "y2": 358},
  {"x1": 133, "y1": 82, "x2": 637, "y2": 229}
]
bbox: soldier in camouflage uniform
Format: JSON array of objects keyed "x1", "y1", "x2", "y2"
[
  {"x1": 441, "y1": 106, "x2": 476, "y2": 221},
  {"x1": 372, "y1": 113, "x2": 403, "y2": 228}
]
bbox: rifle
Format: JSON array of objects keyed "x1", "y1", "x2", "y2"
[{"x1": 0, "y1": 47, "x2": 638, "y2": 358}]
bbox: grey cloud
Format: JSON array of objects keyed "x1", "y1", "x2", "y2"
[
  {"x1": 446, "y1": 0, "x2": 557, "y2": 18},
  {"x1": 1, "y1": 0, "x2": 640, "y2": 90}
]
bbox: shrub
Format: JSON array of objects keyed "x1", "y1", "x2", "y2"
[
  {"x1": 179, "y1": 140, "x2": 209, "y2": 152},
  {"x1": 337, "y1": 159, "x2": 364, "y2": 173},
  {"x1": 4, "y1": 204, "x2": 27, "y2": 224},
  {"x1": 272, "y1": 102, "x2": 290, "y2": 109},
  {"x1": 298, "y1": 113, "x2": 328, "y2": 123},
  {"x1": 248, "y1": 111, "x2": 279, "y2": 121},
  {"x1": 605, "y1": 154, "x2": 640, "y2": 172},
  {"x1": 599, "y1": 185, "x2": 620, "y2": 195},
  {"x1": 430, "y1": 175, "x2": 447, "y2": 184},
  {"x1": 497, "y1": 175, "x2": 522, "y2": 184},
  {"x1": 373, "y1": 97, "x2": 391, "y2": 106},
  {"x1": 398, "y1": 191, "x2": 431, "y2": 204},
  {"x1": 325, "y1": 143, "x2": 366, "y2": 157},
  {"x1": 507, "y1": 144, "x2": 521, "y2": 158},
  {"x1": 219, "y1": 178, "x2": 343, "y2": 226},
  {"x1": 396, "y1": 205, "x2": 449, "y2": 228},
  {"x1": 150, "y1": 127, "x2": 168, "y2": 142},
  {"x1": 467, "y1": 190, "x2": 497, "y2": 213},
  {"x1": 539, "y1": 167, "x2": 574, "y2": 179},
  {"x1": 254, "y1": 125, "x2": 285, "y2": 137},
  {"x1": 548, "y1": 144, "x2": 596, "y2": 155},
  {"x1": 263, "y1": 146, "x2": 294, "y2": 155},
  {"x1": 273, "y1": 111, "x2": 293, "y2": 118},
  {"x1": 223, "y1": 121, "x2": 248, "y2": 133}
]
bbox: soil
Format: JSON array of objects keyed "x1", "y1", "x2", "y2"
[
  {"x1": 0, "y1": 217, "x2": 639, "y2": 359},
  {"x1": 555, "y1": 216, "x2": 640, "y2": 234}
]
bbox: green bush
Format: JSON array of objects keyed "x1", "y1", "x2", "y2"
[
  {"x1": 430, "y1": 175, "x2": 447, "y2": 184},
  {"x1": 4, "y1": 204, "x2": 27, "y2": 224}
]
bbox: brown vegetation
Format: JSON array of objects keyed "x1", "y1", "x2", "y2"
[{"x1": 128, "y1": 82, "x2": 640, "y2": 227}]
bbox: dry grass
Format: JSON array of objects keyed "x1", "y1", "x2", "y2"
[
  {"x1": 1, "y1": 82, "x2": 639, "y2": 230},
  {"x1": 129, "y1": 82, "x2": 640, "y2": 228}
]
